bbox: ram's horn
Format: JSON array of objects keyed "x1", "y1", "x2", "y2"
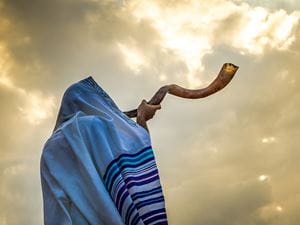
[{"x1": 123, "y1": 63, "x2": 239, "y2": 118}]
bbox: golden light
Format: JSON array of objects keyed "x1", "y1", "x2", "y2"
[
  {"x1": 232, "y1": 7, "x2": 300, "y2": 54},
  {"x1": 159, "y1": 73, "x2": 167, "y2": 81},
  {"x1": 0, "y1": 74, "x2": 14, "y2": 88},
  {"x1": 0, "y1": 44, "x2": 14, "y2": 89},
  {"x1": 276, "y1": 205, "x2": 283, "y2": 212},
  {"x1": 117, "y1": 42, "x2": 146, "y2": 74},
  {"x1": 0, "y1": 43, "x2": 55, "y2": 125},
  {"x1": 17, "y1": 91, "x2": 55, "y2": 125},
  {"x1": 129, "y1": 0, "x2": 213, "y2": 88},
  {"x1": 261, "y1": 136, "x2": 276, "y2": 144},
  {"x1": 124, "y1": 0, "x2": 299, "y2": 87},
  {"x1": 258, "y1": 174, "x2": 269, "y2": 181}
]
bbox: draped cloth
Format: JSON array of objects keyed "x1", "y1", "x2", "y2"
[{"x1": 40, "y1": 76, "x2": 168, "y2": 225}]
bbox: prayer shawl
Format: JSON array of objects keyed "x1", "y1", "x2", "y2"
[{"x1": 40, "y1": 76, "x2": 168, "y2": 225}]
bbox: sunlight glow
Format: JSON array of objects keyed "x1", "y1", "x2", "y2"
[
  {"x1": 0, "y1": 44, "x2": 14, "y2": 88},
  {"x1": 130, "y1": 0, "x2": 214, "y2": 87},
  {"x1": 261, "y1": 136, "x2": 276, "y2": 143},
  {"x1": 276, "y1": 205, "x2": 283, "y2": 212},
  {"x1": 17, "y1": 92, "x2": 55, "y2": 125},
  {"x1": 232, "y1": 7, "x2": 300, "y2": 54},
  {"x1": 126, "y1": 0, "x2": 299, "y2": 87},
  {"x1": 0, "y1": 44, "x2": 55, "y2": 124},
  {"x1": 159, "y1": 73, "x2": 167, "y2": 81},
  {"x1": 258, "y1": 174, "x2": 270, "y2": 181},
  {"x1": 117, "y1": 42, "x2": 146, "y2": 74},
  {"x1": 0, "y1": 75, "x2": 14, "y2": 88}
]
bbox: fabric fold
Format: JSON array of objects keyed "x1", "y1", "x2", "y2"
[{"x1": 40, "y1": 76, "x2": 168, "y2": 225}]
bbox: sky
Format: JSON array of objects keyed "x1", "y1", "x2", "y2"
[{"x1": 0, "y1": 0, "x2": 300, "y2": 224}]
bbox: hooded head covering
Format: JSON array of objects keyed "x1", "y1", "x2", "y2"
[{"x1": 53, "y1": 76, "x2": 139, "y2": 132}]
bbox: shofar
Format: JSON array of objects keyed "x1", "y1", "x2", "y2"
[{"x1": 123, "y1": 63, "x2": 239, "y2": 118}]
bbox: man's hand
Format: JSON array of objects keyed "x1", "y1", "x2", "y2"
[
  {"x1": 137, "y1": 100, "x2": 161, "y2": 121},
  {"x1": 136, "y1": 99, "x2": 161, "y2": 133}
]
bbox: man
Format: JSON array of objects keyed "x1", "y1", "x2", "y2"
[{"x1": 40, "y1": 76, "x2": 168, "y2": 225}]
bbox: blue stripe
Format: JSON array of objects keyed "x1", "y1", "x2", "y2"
[
  {"x1": 110, "y1": 163, "x2": 156, "y2": 197},
  {"x1": 117, "y1": 185, "x2": 129, "y2": 211},
  {"x1": 124, "y1": 168, "x2": 158, "y2": 184},
  {"x1": 101, "y1": 145, "x2": 168, "y2": 224},
  {"x1": 152, "y1": 221, "x2": 168, "y2": 225},
  {"x1": 140, "y1": 208, "x2": 166, "y2": 220},
  {"x1": 122, "y1": 163, "x2": 156, "y2": 176},
  {"x1": 144, "y1": 213, "x2": 167, "y2": 224},
  {"x1": 105, "y1": 151, "x2": 154, "y2": 186},
  {"x1": 127, "y1": 174, "x2": 159, "y2": 189},
  {"x1": 106, "y1": 156, "x2": 155, "y2": 192},
  {"x1": 136, "y1": 196, "x2": 165, "y2": 210},
  {"x1": 116, "y1": 183, "x2": 162, "y2": 211},
  {"x1": 111, "y1": 176, "x2": 124, "y2": 197},
  {"x1": 115, "y1": 181, "x2": 161, "y2": 211},
  {"x1": 131, "y1": 212, "x2": 141, "y2": 225},
  {"x1": 117, "y1": 148, "x2": 152, "y2": 163},
  {"x1": 106, "y1": 149, "x2": 153, "y2": 183},
  {"x1": 132, "y1": 186, "x2": 162, "y2": 201},
  {"x1": 103, "y1": 146, "x2": 152, "y2": 181},
  {"x1": 105, "y1": 152, "x2": 154, "y2": 188},
  {"x1": 125, "y1": 202, "x2": 135, "y2": 225}
]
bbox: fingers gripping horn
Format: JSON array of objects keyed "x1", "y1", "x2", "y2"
[{"x1": 123, "y1": 63, "x2": 239, "y2": 118}]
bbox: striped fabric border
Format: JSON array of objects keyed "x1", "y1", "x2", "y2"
[{"x1": 103, "y1": 146, "x2": 168, "y2": 225}]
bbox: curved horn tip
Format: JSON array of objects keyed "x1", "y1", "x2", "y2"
[
  {"x1": 225, "y1": 63, "x2": 239, "y2": 69},
  {"x1": 223, "y1": 63, "x2": 239, "y2": 75}
]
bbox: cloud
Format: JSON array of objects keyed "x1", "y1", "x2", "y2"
[
  {"x1": 117, "y1": 0, "x2": 300, "y2": 87},
  {"x1": 0, "y1": 0, "x2": 300, "y2": 225},
  {"x1": 229, "y1": 6, "x2": 300, "y2": 54},
  {"x1": 117, "y1": 41, "x2": 148, "y2": 74},
  {"x1": 0, "y1": 42, "x2": 55, "y2": 125}
]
